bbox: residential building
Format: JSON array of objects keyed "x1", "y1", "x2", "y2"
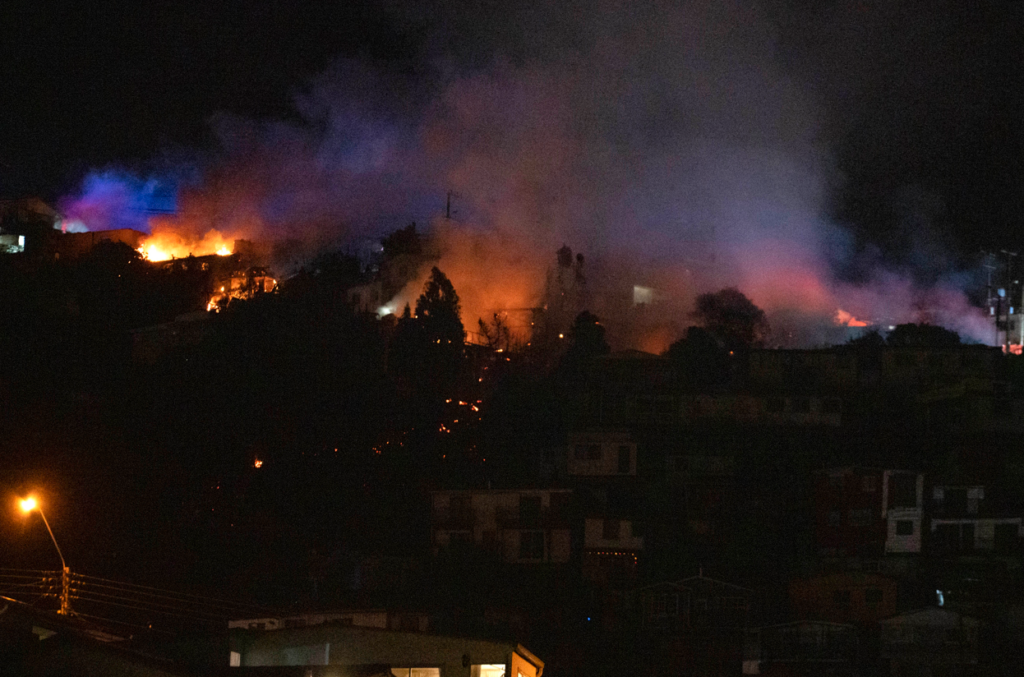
[
  {"x1": 228, "y1": 623, "x2": 544, "y2": 677},
  {"x1": 879, "y1": 607, "x2": 978, "y2": 676},
  {"x1": 581, "y1": 517, "x2": 642, "y2": 588},
  {"x1": 680, "y1": 393, "x2": 843, "y2": 427},
  {"x1": 743, "y1": 620, "x2": 858, "y2": 676},
  {"x1": 789, "y1": 572, "x2": 897, "y2": 625},
  {"x1": 637, "y1": 574, "x2": 752, "y2": 632},
  {"x1": 636, "y1": 574, "x2": 753, "y2": 677},
  {"x1": 567, "y1": 430, "x2": 636, "y2": 477},
  {"x1": 229, "y1": 610, "x2": 430, "y2": 633},
  {"x1": 814, "y1": 467, "x2": 888, "y2": 559},
  {"x1": 883, "y1": 470, "x2": 925, "y2": 555},
  {"x1": 431, "y1": 489, "x2": 572, "y2": 564},
  {"x1": 928, "y1": 483, "x2": 1022, "y2": 556}
]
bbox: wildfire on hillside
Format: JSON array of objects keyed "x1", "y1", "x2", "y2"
[{"x1": 137, "y1": 229, "x2": 235, "y2": 262}]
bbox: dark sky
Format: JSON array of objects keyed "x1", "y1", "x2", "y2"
[{"x1": 2, "y1": 0, "x2": 1022, "y2": 254}]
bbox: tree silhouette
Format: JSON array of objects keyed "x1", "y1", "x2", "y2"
[
  {"x1": 886, "y1": 323, "x2": 961, "y2": 347},
  {"x1": 415, "y1": 266, "x2": 465, "y2": 346},
  {"x1": 693, "y1": 287, "x2": 770, "y2": 350}
]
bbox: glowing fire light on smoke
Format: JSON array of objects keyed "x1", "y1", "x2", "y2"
[
  {"x1": 137, "y1": 229, "x2": 235, "y2": 261},
  {"x1": 834, "y1": 309, "x2": 869, "y2": 328},
  {"x1": 254, "y1": 458, "x2": 263, "y2": 468}
]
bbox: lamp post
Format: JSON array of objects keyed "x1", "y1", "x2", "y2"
[{"x1": 19, "y1": 496, "x2": 71, "y2": 615}]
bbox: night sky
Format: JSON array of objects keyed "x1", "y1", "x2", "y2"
[
  {"x1": 2, "y1": 1, "x2": 1020, "y2": 246},
  {"x1": 2, "y1": 1, "x2": 1023, "y2": 282}
]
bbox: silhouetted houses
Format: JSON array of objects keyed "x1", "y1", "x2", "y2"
[{"x1": 878, "y1": 607, "x2": 979, "y2": 676}]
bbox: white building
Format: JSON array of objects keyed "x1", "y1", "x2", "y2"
[{"x1": 883, "y1": 470, "x2": 925, "y2": 554}]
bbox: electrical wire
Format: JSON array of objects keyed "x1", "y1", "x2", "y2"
[
  {"x1": 68, "y1": 588, "x2": 232, "y2": 620},
  {"x1": 71, "y1": 572, "x2": 274, "y2": 613}
]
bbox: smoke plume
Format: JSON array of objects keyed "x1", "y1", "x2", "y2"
[{"x1": 59, "y1": 0, "x2": 993, "y2": 348}]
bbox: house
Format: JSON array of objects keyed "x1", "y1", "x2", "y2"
[
  {"x1": 566, "y1": 430, "x2": 637, "y2": 477},
  {"x1": 814, "y1": 467, "x2": 888, "y2": 559},
  {"x1": 789, "y1": 572, "x2": 897, "y2": 625},
  {"x1": 0, "y1": 595, "x2": 182, "y2": 676},
  {"x1": 879, "y1": 607, "x2": 978, "y2": 676},
  {"x1": 227, "y1": 623, "x2": 544, "y2": 677},
  {"x1": 581, "y1": 517, "x2": 642, "y2": 588},
  {"x1": 636, "y1": 574, "x2": 753, "y2": 677},
  {"x1": 680, "y1": 393, "x2": 842, "y2": 427},
  {"x1": 56, "y1": 228, "x2": 147, "y2": 258},
  {"x1": 883, "y1": 470, "x2": 925, "y2": 555},
  {"x1": 574, "y1": 351, "x2": 678, "y2": 428},
  {"x1": 746, "y1": 348, "x2": 860, "y2": 392},
  {"x1": 636, "y1": 574, "x2": 752, "y2": 632},
  {"x1": 928, "y1": 483, "x2": 1022, "y2": 556},
  {"x1": 743, "y1": 620, "x2": 858, "y2": 676},
  {"x1": 431, "y1": 490, "x2": 572, "y2": 564},
  {"x1": 229, "y1": 610, "x2": 430, "y2": 633}
]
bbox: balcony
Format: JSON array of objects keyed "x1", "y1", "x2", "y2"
[
  {"x1": 495, "y1": 507, "x2": 568, "y2": 529},
  {"x1": 432, "y1": 507, "x2": 476, "y2": 529}
]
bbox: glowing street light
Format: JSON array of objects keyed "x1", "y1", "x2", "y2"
[{"x1": 19, "y1": 495, "x2": 71, "y2": 615}]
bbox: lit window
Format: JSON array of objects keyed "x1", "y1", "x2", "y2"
[{"x1": 472, "y1": 665, "x2": 506, "y2": 677}]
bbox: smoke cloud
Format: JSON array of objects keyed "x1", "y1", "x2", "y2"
[{"x1": 59, "y1": 0, "x2": 992, "y2": 348}]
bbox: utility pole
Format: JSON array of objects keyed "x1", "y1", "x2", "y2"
[
  {"x1": 1004, "y1": 250, "x2": 1019, "y2": 353},
  {"x1": 982, "y1": 251, "x2": 998, "y2": 346},
  {"x1": 446, "y1": 191, "x2": 460, "y2": 220}
]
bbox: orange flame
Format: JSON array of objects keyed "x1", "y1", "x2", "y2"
[
  {"x1": 137, "y1": 229, "x2": 234, "y2": 261},
  {"x1": 834, "y1": 309, "x2": 869, "y2": 327}
]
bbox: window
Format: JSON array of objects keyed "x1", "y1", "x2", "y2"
[
  {"x1": 519, "y1": 531, "x2": 544, "y2": 559},
  {"x1": 618, "y1": 445, "x2": 632, "y2": 474},
  {"x1": 792, "y1": 397, "x2": 811, "y2": 413},
  {"x1": 472, "y1": 665, "x2": 506, "y2": 677},
  {"x1": 895, "y1": 520, "x2": 914, "y2": 536},
  {"x1": 865, "y1": 589, "x2": 883, "y2": 606},
  {"x1": 519, "y1": 495, "x2": 542, "y2": 523},
  {"x1": 767, "y1": 398, "x2": 785, "y2": 413},
  {"x1": 848, "y1": 508, "x2": 874, "y2": 527},
  {"x1": 392, "y1": 669, "x2": 441, "y2": 677},
  {"x1": 573, "y1": 445, "x2": 588, "y2": 460},
  {"x1": 587, "y1": 444, "x2": 602, "y2": 460},
  {"x1": 861, "y1": 475, "x2": 878, "y2": 492},
  {"x1": 827, "y1": 474, "x2": 844, "y2": 489},
  {"x1": 832, "y1": 590, "x2": 850, "y2": 610},
  {"x1": 603, "y1": 519, "x2": 621, "y2": 539},
  {"x1": 822, "y1": 397, "x2": 842, "y2": 414}
]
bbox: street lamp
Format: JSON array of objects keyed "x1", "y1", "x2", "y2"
[{"x1": 19, "y1": 495, "x2": 71, "y2": 615}]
